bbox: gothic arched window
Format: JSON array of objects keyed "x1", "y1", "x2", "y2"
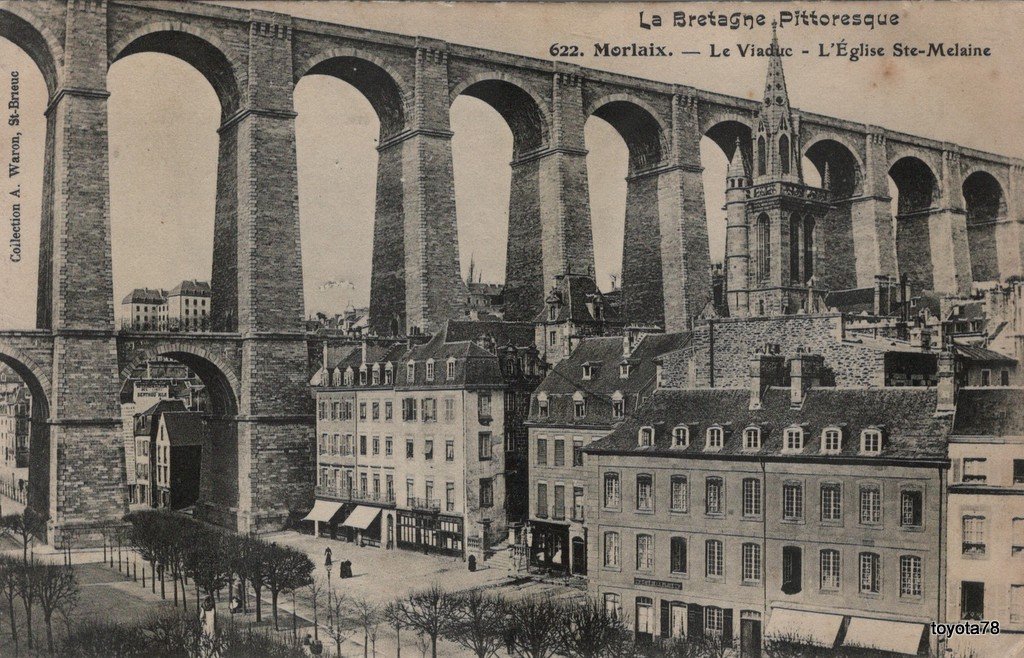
[
  {"x1": 757, "y1": 213, "x2": 771, "y2": 280},
  {"x1": 804, "y1": 216, "x2": 816, "y2": 282},
  {"x1": 779, "y1": 134, "x2": 790, "y2": 174},
  {"x1": 790, "y1": 214, "x2": 802, "y2": 284},
  {"x1": 757, "y1": 136, "x2": 766, "y2": 176}
]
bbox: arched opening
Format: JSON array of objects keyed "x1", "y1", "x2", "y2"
[
  {"x1": 588, "y1": 100, "x2": 665, "y2": 326},
  {"x1": 0, "y1": 355, "x2": 50, "y2": 525},
  {"x1": 804, "y1": 140, "x2": 860, "y2": 199},
  {"x1": 453, "y1": 79, "x2": 548, "y2": 322},
  {"x1": 584, "y1": 116, "x2": 628, "y2": 295},
  {"x1": 0, "y1": 16, "x2": 56, "y2": 330},
  {"x1": 108, "y1": 31, "x2": 239, "y2": 331},
  {"x1": 702, "y1": 121, "x2": 753, "y2": 268},
  {"x1": 294, "y1": 56, "x2": 405, "y2": 332},
  {"x1": 889, "y1": 157, "x2": 939, "y2": 293},
  {"x1": 802, "y1": 139, "x2": 863, "y2": 289},
  {"x1": 120, "y1": 351, "x2": 239, "y2": 529},
  {"x1": 962, "y1": 171, "x2": 1006, "y2": 283}
]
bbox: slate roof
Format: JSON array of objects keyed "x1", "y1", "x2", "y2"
[
  {"x1": 952, "y1": 343, "x2": 1016, "y2": 364},
  {"x1": 168, "y1": 280, "x2": 211, "y2": 297},
  {"x1": 160, "y1": 411, "x2": 208, "y2": 447},
  {"x1": 586, "y1": 386, "x2": 951, "y2": 463},
  {"x1": 137, "y1": 398, "x2": 187, "y2": 419},
  {"x1": 528, "y1": 332, "x2": 691, "y2": 428},
  {"x1": 532, "y1": 274, "x2": 621, "y2": 324},
  {"x1": 825, "y1": 287, "x2": 875, "y2": 315},
  {"x1": 952, "y1": 387, "x2": 1024, "y2": 436},
  {"x1": 444, "y1": 320, "x2": 534, "y2": 349},
  {"x1": 121, "y1": 288, "x2": 166, "y2": 305}
]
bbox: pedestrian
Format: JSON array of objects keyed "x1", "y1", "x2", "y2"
[
  {"x1": 302, "y1": 633, "x2": 313, "y2": 656},
  {"x1": 324, "y1": 546, "x2": 333, "y2": 570}
]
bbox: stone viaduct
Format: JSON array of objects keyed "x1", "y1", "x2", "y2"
[{"x1": 0, "y1": 0, "x2": 1021, "y2": 542}]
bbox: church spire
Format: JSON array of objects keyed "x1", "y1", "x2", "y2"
[
  {"x1": 762, "y1": 22, "x2": 791, "y2": 119},
  {"x1": 753, "y1": 22, "x2": 800, "y2": 184},
  {"x1": 727, "y1": 137, "x2": 749, "y2": 182}
]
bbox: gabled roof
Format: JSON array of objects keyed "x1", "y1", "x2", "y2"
[
  {"x1": 121, "y1": 288, "x2": 166, "y2": 305},
  {"x1": 952, "y1": 387, "x2": 1024, "y2": 437},
  {"x1": 137, "y1": 398, "x2": 187, "y2": 419},
  {"x1": 587, "y1": 386, "x2": 950, "y2": 462},
  {"x1": 444, "y1": 320, "x2": 534, "y2": 349},
  {"x1": 533, "y1": 274, "x2": 621, "y2": 324},
  {"x1": 160, "y1": 411, "x2": 208, "y2": 446},
  {"x1": 952, "y1": 344, "x2": 1015, "y2": 364}
]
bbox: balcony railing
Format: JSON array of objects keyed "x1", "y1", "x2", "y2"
[
  {"x1": 316, "y1": 485, "x2": 395, "y2": 506},
  {"x1": 407, "y1": 497, "x2": 441, "y2": 512}
]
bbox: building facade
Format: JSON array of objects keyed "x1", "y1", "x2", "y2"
[
  {"x1": 0, "y1": 384, "x2": 30, "y2": 503},
  {"x1": 120, "y1": 280, "x2": 212, "y2": 332}
]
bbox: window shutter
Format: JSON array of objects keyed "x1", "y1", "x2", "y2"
[
  {"x1": 722, "y1": 608, "x2": 734, "y2": 648},
  {"x1": 687, "y1": 604, "x2": 704, "y2": 641},
  {"x1": 660, "y1": 601, "x2": 670, "y2": 638}
]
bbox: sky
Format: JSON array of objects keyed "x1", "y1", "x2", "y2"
[{"x1": 1, "y1": 1, "x2": 1022, "y2": 328}]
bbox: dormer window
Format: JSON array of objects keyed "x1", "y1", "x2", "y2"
[
  {"x1": 426, "y1": 359, "x2": 435, "y2": 382},
  {"x1": 344, "y1": 368, "x2": 354, "y2": 386},
  {"x1": 384, "y1": 363, "x2": 394, "y2": 385},
  {"x1": 446, "y1": 358, "x2": 456, "y2": 380},
  {"x1": 620, "y1": 363, "x2": 630, "y2": 379},
  {"x1": 638, "y1": 426, "x2": 655, "y2": 447},
  {"x1": 611, "y1": 391, "x2": 624, "y2": 420},
  {"x1": 573, "y1": 391, "x2": 586, "y2": 419},
  {"x1": 743, "y1": 427, "x2": 761, "y2": 451},
  {"x1": 407, "y1": 360, "x2": 416, "y2": 381},
  {"x1": 783, "y1": 427, "x2": 805, "y2": 453},
  {"x1": 821, "y1": 427, "x2": 842, "y2": 455},
  {"x1": 359, "y1": 366, "x2": 368, "y2": 386},
  {"x1": 860, "y1": 429, "x2": 883, "y2": 456},
  {"x1": 372, "y1": 364, "x2": 381, "y2": 386},
  {"x1": 548, "y1": 306, "x2": 558, "y2": 321},
  {"x1": 672, "y1": 426, "x2": 689, "y2": 449},
  {"x1": 582, "y1": 364, "x2": 593, "y2": 381},
  {"x1": 706, "y1": 426, "x2": 724, "y2": 451},
  {"x1": 537, "y1": 393, "x2": 549, "y2": 419}
]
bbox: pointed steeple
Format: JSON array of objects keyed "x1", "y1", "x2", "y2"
[
  {"x1": 753, "y1": 22, "x2": 799, "y2": 184},
  {"x1": 727, "y1": 138, "x2": 749, "y2": 181},
  {"x1": 762, "y1": 22, "x2": 791, "y2": 121}
]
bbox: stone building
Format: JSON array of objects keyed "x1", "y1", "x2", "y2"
[
  {"x1": 131, "y1": 398, "x2": 186, "y2": 509},
  {"x1": 0, "y1": 385, "x2": 31, "y2": 503},
  {"x1": 152, "y1": 411, "x2": 207, "y2": 511},
  {"x1": 120, "y1": 280, "x2": 212, "y2": 332},
  {"x1": 584, "y1": 352, "x2": 953, "y2": 656},
  {"x1": 525, "y1": 329, "x2": 689, "y2": 575},
  {"x1": 534, "y1": 274, "x2": 623, "y2": 366}
]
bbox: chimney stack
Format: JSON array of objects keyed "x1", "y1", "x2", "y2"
[
  {"x1": 790, "y1": 352, "x2": 824, "y2": 407},
  {"x1": 936, "y1": 351, "x2": 957, "y2": 413},
  {"x1": 749, "y1": 344, "x2": 787, "y2": 410}
]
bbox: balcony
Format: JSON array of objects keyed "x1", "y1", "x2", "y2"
[
  {"x1": 316, "y1": 486, "x2": 395, "y2": 506},
  {"x1": 407, "y1": 497, "x2": 441, "y2": 512}
]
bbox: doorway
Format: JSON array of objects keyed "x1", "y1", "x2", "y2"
[
  {"x1": 571, "y1": 536, "x2": 587, "y2": 575},
  {"x1": 961, "y1": 581, "x2": 985, "y2": 620},
  {"x1": 740, "y1": 613, "x2": 762, "y2": 658}
]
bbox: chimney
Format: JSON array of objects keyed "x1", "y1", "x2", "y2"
[
  {"x1": 936, "y1": 351, "x2": 956, "y2": 413},
  {"x1": 749, "y1": 345, "x2": 787, "y2": 410},
  {"x1": 873, "y1": 275, "x2": 890, "y2": 315},
  {"x1": 790, "y1": 352, "x2": 824, "y2": 407},
  {"x1": 361, "y1": 338, "x2": 369, "y2": 365}
]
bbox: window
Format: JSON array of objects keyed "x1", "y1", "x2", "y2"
[
  {"x1": 860, "y1": 429, "x2": 883, "y2": 455},
  {"x1": 424, "y1": 440, "x2": 434, "y2": 461},
  {"x1": 604, "y1": 532, "x2": 620, "y2": 568},
  {"x1": 822, "y1": 427, "x2": 842, "y2": 454},
  {"x1": 480, "y1": 478, "x2": 493, "y2": 508},
  {"x1": 572, "y1": 486, "x2": 584, "y2": 521},
  {"x1": 670, "y1": 537, "x2": 687, "y2": 574},
  {"x1": 405, "y1": 439, "x2": 414, "y2": 459},
  {"x1": 425, "y1": 360, "x2": 435, "y2": 382},
  {"x1": 963, "y1": 458, "x2": 987, "y2": 483},
  {"x1": 782, "y1": 546, "x2": 802, "y2": 594},
  {"x1": 478, "y1": 432, "x2": 492, "y2": 461},
  {"x1": 402, "y1": 398, "x2": 417, "y2": 421},
  {"x1": 1013, "y1": 459, "x2": 1024, "y2": 485},
  {"x1": 604, "y1": 592, "x2": 621, "y2": 618},
  {"x1": 385, "y1": 401, "x2": 393, "y2": 421},
  {"x1": 572, "y1": 439, "x2": 584, "y2": 467},
  {"x1": 536, "y1": 438, "x2": 547, "y2": 466},
  {"x1": 318, "y1": 402, "x2": 326, "y2": 420},
  {"x1": 901, "y1": 490, "x2": 923, "y2": 528},
  {"x1": 536, "y1": 483, "x2": 548, "y2": 517},
  {"x1": 359, "y1": 368, "x2": 367, "y2": 386},
  {"x1": 329, "y1": 402, "x2": 338, "y2": 420},
  {"x1": 821, "y1": 484, "x2": 842, "y2": 523},
  {"x1": 358, "y1": 402, "x2": 367, "y2": 421},
  {"x1": 899, "y1": 555, "x2": 922, "y2": 597},
  {"x1": 612, "y1": 396, "x2": 624, "y2": 420},
  {"x1": 372, "y1": 367, "x2": 380, "y2": 386},
  {"x1": 319, "y1": 433, "x2": 327, "y2": 455},
  {"x1": 548, "y1": 330, "x2": 556, "y2": 346},
  {"x1": 743, "y1": 478, "x2": 762, "y2": 517},
  {"x1": 670, "y1": 476, "x2": 689, "y2": 512},
  {"x1": 537, "y1": 395, "x2": 549, "y2": 419},
  {"x1": 1002, "y1": 370, "x2": 1011, "y2": 386},
  {"x1": 859, "y1": 552, "x2": 881, "y2": 594},
  {"x1": 582, "y1": 364, "x2": 593, "y2": 381},
  {"x1": 619, "y1": 363, "x2": 630, "y2": 379},
  {"x1": 705, "y1": 477, "x2": 724, "y2": 515},
  {"x1": 636, "y1": 534, "x2": 654, "y2": 571},
  {"x1": 706, "y1": 426, "x2": 724, "y2": 451},
  {"x1": 478, "y1": 393, "x2": 492, "y2": 421},
  {"x1": 372, "y1": 436, "x2": 380, "y2": 455},
  {"x1": 639, "y1": 427, "x2": 655, "y2": 447},
  {"x1": 860, "y1": 485, "x2": 882, "y2": 525},
  {"x1": 425, "y1": 481, "x2": 434, "y2": 503},
  {"x1": 406, "y1": 361, "x2": 415, "y2": 381},
  {"x1": 1013, "y1": 518, "x2": 1024, "y2": 555},
  {"x1": 359, "y1": 473, "x2": 368, "y2": 494},
  {"x1": 385, "y1": 437, "x2": 393, "y2": 457},
  {"x1": 742, "y1": 543, "x2": 762, "y2": 583},
  {"x1": 981, "y1": 369, "x2": 991, "y2": 386},
  {"x1": 573, "y1": 393, "x2": 586, "y2": 419},
  {"x1": 445, "y1": 439, "x2": 454, "y2": 462},
  {"x1": 743, "y1": 427, "x2": 761, "y2": 451},
  {"x1": 446, "y1": 482, "x2": 455, "y2": 512},
  {"x1": 384, "y1": 366, "x2": 393, "y2": 385},
  {"x1": 636, "y1": 474, "x2": 654, "y2": 512},
  {"x1": 704, "y1": 607, "x2": 724, "y2": 638},
  {"x1": 422, "y1": 398, "x2": 437, "y2": 422},
  {"x1": 446, "y1": 359, "x2": 456, "y2": 380},
  {"x1": 783, "y1": 427, "x2": 804, "y2": 453},
  {"x1": 783, "y1": 482, "x2": 804, "y2": 521},
  {"x1": 359, "y1": 435, "x2": 367, "y2": 456},
  {"x1": 443, "y1": 398, "x2": 454, "y2": 423},
  {"x1": 962, "y1": 516, "x2": 986, "y2": 555},
  {"x1": 406, "y1": 478, "x2": 414, "y2": 502},
  {"x1": 705, "y1": 540, "x2": 723, "y2": 577},
  {"x1": 553, "y1": 439, "x2": 565, "y2": 466},
  {"x1": 820, "y1": 549, "x2": 841, "y2": 590},
  {"x1": 604, "y1": 472, "x2": 621, "y2": 508}
]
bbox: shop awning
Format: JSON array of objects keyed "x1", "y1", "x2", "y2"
[
  {"x1": 842, "y1": 618, "x2": 925, "y2": 655},
  {"x1": 302, "y1": 500, "x2": 343, "y2": 523},
  {"x1": 764, "y1": 608, "x2": 844, "y2": 648},
  {"x1": 341, "y1": 505, "x2": 381, "y2": 530}
]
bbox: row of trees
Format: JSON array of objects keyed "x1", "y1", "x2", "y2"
[{"x1": 124, "y1": 510, "x2": 315, "y2": 629}]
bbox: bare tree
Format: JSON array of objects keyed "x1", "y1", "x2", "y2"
[
  {"x1": 444, "y1": 589, "x2": 504, "y2": 658},
  {"x1": 501, "y1": 595, "x2": 563, "y2": 658},
  {"x1": 555, "y1": 598, "x2": 630, "y2": 658},
  {"x1": 350, "y1": 597, "x2": 381, "y2": 658},
  {"x1": 400, "y1": 584, "x2": 461, "y2": 658},
  {"x1": 305, "y1": 577, "x2": 328, "y2": 643},
  {"x1": 0, "y1": 556, "x2": 20, "y2": 651},
  {"x1": 16, "y1": 558, "x2": 38, "y2": 650},
  {"x1": 382, "y1": 601, "x2": 407, "y2": 658},
  {"x1": 35, "y1": 563, "x2": 79, "y2": 653},
  {"x1": 324, "y1": 589, "x2": 353, "y2": 658},
  {"x1": 0, "y1": 508, "x2": 47, "y2": 564}
]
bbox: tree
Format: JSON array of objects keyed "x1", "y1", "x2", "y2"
[
  {"x1": 444, "y1": 589, "x2": 504, "y2": 658},
  {"x1": 0, "y1": 556, "x2": 20, "y2": 651},
  {"x1": 382, "y1": 601, "x2": 407, "y2": 658},
  {"x1": 16, "y1": 558, "x2": 39, "y2": 649},
  {"x1": 236, "y1": 536, "x2": 269, "y2": 622},
  {"x1": 35, "y1": 563, "x2": 79, "y2": 653},
  {"x1": 305, "y1": 577, "x2": 328, "y2": 643},
  {"x1": 185, "y1": 527, "x2": 230, "y2": 601},
  {"x1": 501, "y1": 596, "x2": 563, "y2": 658},
  {"x1": 264, "y1": 543, "x2": 314, "y2": 630},
  {"x1": 324, "y1": 589, "x2": 353, "y2": 658},
  {"x1": 555, "y1": 598, "x2": 630, "y2": 658},
  {"x1": 1, "y1": 508, "x2": 48, "y2": 564},
  {"x1": 350, "y1": 597, "x2": 381, "y2": 658},
  {"x1": 400, "y1": 584, "x2": 461, "y2": 658}
]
